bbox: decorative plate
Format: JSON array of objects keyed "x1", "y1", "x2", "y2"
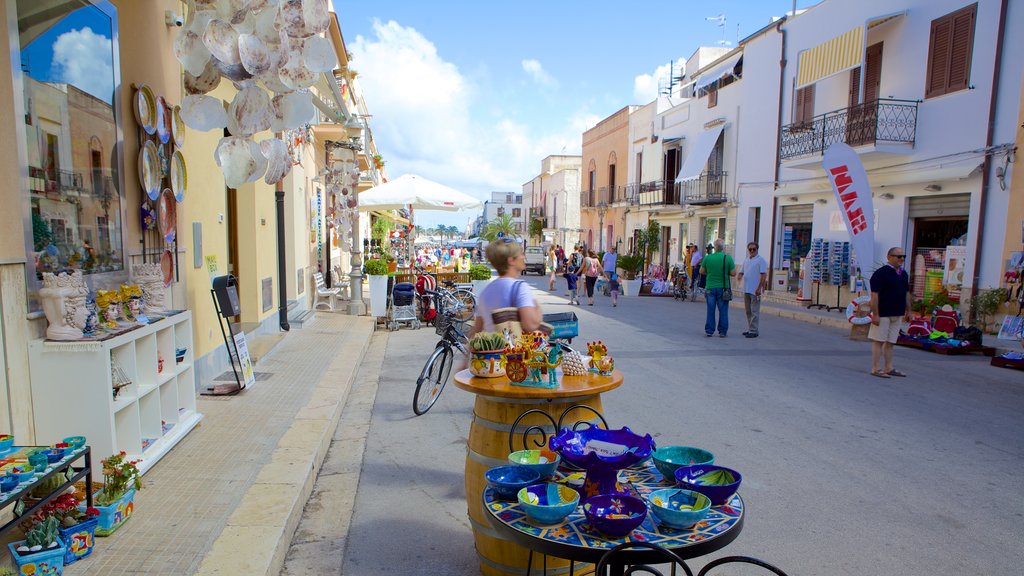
[
  {"x1": 171, "y1": 150, "x2": 187, "y2": 203},
  {"x1": 138, "y1": 141, "x2": 161, "y2": 200},
  {"x1": 156, "y1": 95, "x2": 171, "y2": 144},
  {"x1": 158, "y1": 188, "x2": 176, "y2": 243},
  {"x1": 171, "y1": 105, "x2": 185, "y2": 148},
  {"x1": 161, "y1": 250, "x2": 174, "y2": 287},
  {"x1": 134, "y1": 85, "x2": 157, "y2": 134}
]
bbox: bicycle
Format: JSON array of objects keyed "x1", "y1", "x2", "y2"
[
  {"x1": 413, "y1": 266, "x2": 477, "y2": 326},
  {"x1": 413, "y1": 291, "x2": 469, "y2": 415}
]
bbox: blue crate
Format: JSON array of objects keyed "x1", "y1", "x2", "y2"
[{"x1": 542, "y1": 312, "x2": 578, "y2": 340}]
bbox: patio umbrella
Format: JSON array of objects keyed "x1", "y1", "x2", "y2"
[{"x1": 357, "y1": 174, "x2": 483, "y2": 212}]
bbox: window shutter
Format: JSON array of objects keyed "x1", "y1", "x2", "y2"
[
  {"x1": 797, "y1": 84, "x2": 815, "y2": 124},
  {"x1": 794, "y1": 87, "x2": 805, "y2": 124},
  {"x1": 864, "y1": 43, "x2": 883, "y2": 104},
  {"x1": 926, "y1": 17, "x2": 952, "y2": 98},
  {"x1": 708, "y1": 88, "x2": 718, "y2": 108},
  {"x1": 848, "y1": 67, "x2": 861, "y2": 108},
  {"x1": 947, "y1": 5, "x2": 976, "y2": 92}
]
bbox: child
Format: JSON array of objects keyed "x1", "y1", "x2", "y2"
[
  {"x1": 609, "y1": 273, "x2": 621, "y2": 307},
  {"x1": 564, "y1": 270, "x2": 579, "y2": 305}
]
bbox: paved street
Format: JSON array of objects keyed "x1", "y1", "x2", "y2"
[{"x1": 332, "y1": 277, "x2": 1023, "y2": 576}]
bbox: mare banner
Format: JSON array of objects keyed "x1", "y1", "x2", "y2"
[{"x1": 823, "y1": 143, "x2": 876, "y2": 275}]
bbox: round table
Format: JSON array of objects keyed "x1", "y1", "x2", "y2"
[{"x1": 454, "y1": 369, "x2": 623, "y2": 576}]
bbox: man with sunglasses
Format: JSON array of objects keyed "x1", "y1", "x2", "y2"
[
  {"x1": 737, "y1": 242, "x2": 768, "y2": 338},
  {"x1": 868, "y1": 247, "x2": 912, "y2": 378}
]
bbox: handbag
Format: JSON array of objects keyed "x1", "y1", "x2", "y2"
[
  {"x1": 720, "y1": 255, "x2": 733, "y2": 302},
  {"x1": 490, "y1": 281, "x2": 552, "y2": 341}
]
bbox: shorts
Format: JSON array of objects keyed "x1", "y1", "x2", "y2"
[{"x1": 868, "y1": 316, "x2": 903, "y2": 343}]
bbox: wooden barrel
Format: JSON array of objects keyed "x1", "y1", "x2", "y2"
[{"x1": 465, "y1": 393, "x2": 604, "y2": 576}]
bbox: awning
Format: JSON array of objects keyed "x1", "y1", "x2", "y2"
[
  {"x1": 695, "y1": 53, "x2": 742, "y2": 91},
  {"x1": 675, "y1": 126, "x2": 724, "y2": 182},
  {"x1": 867, "y1": 10, "x2": 907, "y2": 31},
  {"x1": 777, "y1": 158, "x2": 982, "y2": 194},
  {"x1": 796, "y1": 27, "x2": 864, "y2": 88}
]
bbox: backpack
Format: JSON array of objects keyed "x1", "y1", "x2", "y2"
[
  {"x1": 569, "y1": 253, "x2": 583, "y2": 272},
  {"x1": 932, "y1": 307, "x2": 961, "y2": 334},
  {"x1": 587, "y1": 258, "x2": 600, "y2": 277},
  {"x1": 953, "y1": 325, "x2": 983, "y2": 346}
]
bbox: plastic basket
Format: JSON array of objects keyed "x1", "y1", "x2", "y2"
[
  {"x1": 435, "y1": 312, "x2": 454, "y2": 336},
  {"x1": 542, "y1": 312, "x2": 578, "y2": 340}
]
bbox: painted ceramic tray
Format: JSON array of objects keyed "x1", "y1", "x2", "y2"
[
  {"x1": 158, "y1": 188, "x2": 176, "y2": 243},
  {"x1": 134, "y1": 84, "x2": 157, "y2": 134},
  {"x1": 172, "y1": 105, "x2": 185, "y2": 148},
  {"x1": 156, "y1": 95, "x2": 172, "y2": 144},
  {"x1": 161, "y1": 250, "x2": 174, "y2": 287},
  {"x1": 171, "y1": 150, "x2": 187, "y2": 202},
  {"x1": 138, "y1": 140, "x2": 161, "y2": 200}
]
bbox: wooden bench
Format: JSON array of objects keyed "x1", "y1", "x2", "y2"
[{"x1": 313, "y1": 272, "x2": 340, "y2": 311}]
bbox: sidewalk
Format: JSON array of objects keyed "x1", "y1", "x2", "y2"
[{"x1": 67, "y1": 312, "x2": 374, "y2": 576}]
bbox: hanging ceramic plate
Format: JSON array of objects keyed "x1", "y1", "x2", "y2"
[
  {"x1": 171, "y1": 150, "x2": 187, "y2": 202},
  {"x1": 156, "y1": 96, "x2": 171, "y2": 144},
  {"x1": 158, "y1": 188, "x2": 177, "y2": 244},
  {"x1": 138, "y1": 140, "x2": 161, "y2": 200},
  {"x1": 134, "y1": 85, "x2": 157, "y2": 134},
  {"x1": 161, "y1": 250, "x2": 174, "y2": 288},
  {"x1": 172, "y1": 105, "x2": 186, "y2": 148}
]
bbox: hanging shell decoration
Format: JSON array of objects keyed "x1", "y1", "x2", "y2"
[{"x1": 174, "y1": 0, "x2": 329, "y2": 187}]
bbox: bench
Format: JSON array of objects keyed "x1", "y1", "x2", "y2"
[
  {"x1": 313, "y1": 272, "x2": 340, "y2": 311},
  {"x1": 331, "y1": 266, "x2": 352, "y2": 301}
]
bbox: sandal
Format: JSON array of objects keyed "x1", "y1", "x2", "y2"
[
  {"x1": 871, "y1": 371, "x2": 891, "y2": 378},
  {"x1": 886, "y1": 370, "x2": 907, "y2": 377}
]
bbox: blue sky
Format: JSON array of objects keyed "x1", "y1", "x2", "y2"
[{"x1": 333, "y1": 1, "x2": 817, "y2": 229}]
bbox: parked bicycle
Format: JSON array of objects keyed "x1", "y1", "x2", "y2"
[
  {"x1": 413, "y1": 290, "x2": 469, "y2": 415},
  {"x1": 413, "y1": 266, "x2": 477, "y2": 326}
]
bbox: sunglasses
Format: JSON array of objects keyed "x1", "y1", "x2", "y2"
[
  {"x1": 892, "y1": 254, "x2": 906, "y2": 259},
  {"x1": 747, "y1": 247, "x2": 757, "y2": 252}
]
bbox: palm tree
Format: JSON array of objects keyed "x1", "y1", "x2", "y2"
[{"x1": 481, "y1": 214, "x2": 518, "y2": 241}]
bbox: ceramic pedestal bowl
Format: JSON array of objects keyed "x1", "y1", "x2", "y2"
[
  {"x1": 549, "y1": 426, "x2": 654, "y2": 497},
  {"x1": 508, "y1": 449, "x2": 561, "y2": 479},
  {"x1": 0, "y1": 435, "x2": 12, "y2": 454},
  {"x1": 518, "y1": 483, "x2": 579, "y2": 525},
  {"x1": 485, "y1": 465, "x2": 541, "y2": 500},
  {"x1": 674, "y1": 464, "x2": 742, "y2": 506},
  {"x1": 583, "y1": 493, "x2": 648, "y2": 538},
  {"x1": 651, "y1": 446, "x2": 715, "y2": 481},
  {"x1": 647, "y1": 488, "x2": 712, "y2": 529}
]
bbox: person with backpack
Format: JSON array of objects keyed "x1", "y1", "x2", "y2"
[
  {"x1": 564, "y1": 245, "x2": 583, "y2": 305},
  {"x1": 582, "y1": 249, "x2": 602, "y2": 306}
]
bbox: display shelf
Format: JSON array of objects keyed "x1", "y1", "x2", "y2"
[
  {"x1": 0, "y1": 447, "x2": 92, "y2": 541},
  {"x1": 29, "y1": 312, "x2": 202, "y2": 482}
]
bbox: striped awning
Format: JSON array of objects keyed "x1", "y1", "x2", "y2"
[
  {"x1": 796, "y1": 27, "x2": 864, "y2": 88},
  {"x1": 867, "y1": 11, "x2": 906, "y2": 31}
]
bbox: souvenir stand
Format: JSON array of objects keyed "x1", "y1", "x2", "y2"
[{"x1": 805, "y1": 239, "x2": 850, "y2": 312}]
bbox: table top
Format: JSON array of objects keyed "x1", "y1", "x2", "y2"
[
  {"x1": 453, "y1": 369, "x2": 623, "y2": 400},
  {"x1": 483, "y1": 459, "x2": 744, "y2": 563}
]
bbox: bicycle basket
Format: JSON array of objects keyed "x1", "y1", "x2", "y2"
[{"x1": 435, "y1": 312, "x2": 454, "y2": 336}]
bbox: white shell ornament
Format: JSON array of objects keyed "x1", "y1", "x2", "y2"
[
  {"x1": 303, "y1": 35, "x2": 336, "y2": 73},
  {"x1": 279, "y1": 0, "x2": 329, "y2": 38},
  {"x1": 180, "y1": 94, "x2": 228, "y2": 132},
  {"x1": 184, "y1": 60, "x2": 222, "y2": 94},
  {"x1": 203, "y1": 19, "x2": 242, "y2": 65},
  {"x1": 270, "y1": 92, "x2": 314, "y2": 131},
  {"x1": 216, "y1": 136, "x2": 257, "y2": 187},
  {"x1": 238, "y1": 33, "x2": 273, "y2": 76},
  {"x1": 227, "y1": 84, "x2": 272, "y2": 137},
  {"x1": 260, "y1": 138, "x2": 291, "y2": 184}
]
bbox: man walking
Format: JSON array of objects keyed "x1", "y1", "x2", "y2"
[
  {"x1": 689, "y1": 244, "x2": 703, "y2": 292},
  {"x1": 737, "y1": 242, "x2": 768, "y2": 338},
  {"x1": 699, "y1": 239, "x2": 735, "y2": 337},
  {"x1": 602, "y1": 246, "x2": 618, "y2": 279},
  {"x1": 869, "y1": 247, "x2": 912, "y2": 378}
]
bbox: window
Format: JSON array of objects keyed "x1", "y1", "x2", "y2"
[
  {"x1": 708, "y1": 87, "x2": 718, "y2": 108},
  {"x1": 794, "y1": 85, "x2": 815, "y2": 126},
  {"x1": 512, "y1": 208, "x2": 521, "y2": 217},
  {"x1": 925, "y1": 4, "x2": 976, "y2": 99}
]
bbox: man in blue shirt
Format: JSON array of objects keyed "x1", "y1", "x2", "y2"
[
  {"x1": 868, "y1": 247, "x2": 912, "y2": 378},
  {"x1": 602, "y1": 246, "x2": 617, "y2": 278}
]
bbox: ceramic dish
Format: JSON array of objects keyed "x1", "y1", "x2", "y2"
[
  {"x1": 158, "y1": 188, "x2": 176, "y2": 243},
  {"x1": 138, "y1": 140, "x2": 161, "y2": 200},
  {"x1": 172, "y1": 105, "x2": 185, "y2": 148},
  {"x1": 161, "y1": 250, "x2": 174, "y2": 287},
  {"x1": 134, "y1": 85, "x2": 157, "y2": 134},
  {"x1": 171, "y1": 150, "x2": 187, "y2": 202},
  {"x1": 156, "y1": 95, "x2": 172, "y2": 144}
]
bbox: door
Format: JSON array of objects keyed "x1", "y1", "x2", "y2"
[{"x1": 848, "y1": 43, "x2": 883, "y2": 146}]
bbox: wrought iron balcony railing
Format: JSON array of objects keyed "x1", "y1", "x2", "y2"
[
  {"x1": 780, "y1": 98, "x2": 918, "y2": 161},
  {"x1": 637, "y1": 180, "x2": 681, "y2": 206},
  {"x1": 681, "y1": 172, "x2": 728, "y2": 205}
]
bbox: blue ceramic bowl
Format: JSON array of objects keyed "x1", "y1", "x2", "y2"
[
  {"x1": 549, "y1": 426, "x2": 654, "y2": 472},
  {"x1": 8, "y1": 466, "x2": 34, "y2": 484},
  {"x1": 0, "y1": 435, "x2": 12, "y2": 453},
  {"x1": 27, "y1": 451, "x2": 48, "y2": 470},
  {"x1": 583, "y1": 494, "x2": 647, "y2": 538},
  {"x1": 63, "y1": 436, "x2": 86, "y2": 449},
  {"x1": 674, "y1": 464, "x2": 742, "y2": 506},
  {"x1": 45, "y1": 448, "x2": 64, "y2": 463},
  {"x1": 485, "y1": 465, "x2": 542, "y2": 500},
  {"x1": 517, "y1": 483, "x2": 579, "y2": 525},
  {"x1": 651, "y1": 446, "x2": 715, "y2": 481},
  {"x1": 508, "y1": 449, "x2": 561, "y2": 479},
  {"x1": 647, "y1": 488, "x2": 712, "y2": 529},
  {"x1": 0, "y1": 474, "x2": 17, "y2": 492}
]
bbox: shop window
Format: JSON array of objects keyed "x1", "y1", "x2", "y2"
[{"x1": 17, "y1": 0, "x2": 124, "y2": 307}]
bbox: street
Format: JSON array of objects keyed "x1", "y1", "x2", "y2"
[{"x1": 337, "y1": 276, "x2": 1024, "y2": 575}]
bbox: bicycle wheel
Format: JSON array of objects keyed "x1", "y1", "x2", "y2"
[
  {"x1": 414, "y1": 344, "x2": 453, "y2": 415},
  {"x1": 448, "y1": 289, "x2": 477, "y2": 324}
]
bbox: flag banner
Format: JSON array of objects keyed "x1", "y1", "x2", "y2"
[{"x1": 823, "y1": 143, "x2": 876, "y2": 275}]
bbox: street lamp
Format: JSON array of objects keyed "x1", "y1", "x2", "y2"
[{"x1": 597, "y1": 202, "x2": 608, "y2": 252}]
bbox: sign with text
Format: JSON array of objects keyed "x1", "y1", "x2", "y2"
[{"x1": 823, "y1": 143, "x2": 876, "y2": 275}]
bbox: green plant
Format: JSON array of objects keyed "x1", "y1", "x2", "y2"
[
  {"x1": 32, "y1": 213, "x2": 53, "y2": 252},
  {"x1": 969, "y1": 287, "x2": 1009, "y2": 327},
  {"x1": 638, "y1": 221, "x2": 661, "y2": 268},
  {"x1": 364, "y1": 258, "x2": 388, "y2": 276},
  {"x1": 469, "y1": 332, "x2": 506, "y2": 352},
  {"x1": 25, "y1": 516, "x2": 59, "y2": 549},
  {"x1": 469, "y1": 264, "x2": 492, "y2": 280},
  {"x1": 617, "y1": 254, "x2": 644, "y2": 280},
  {"x1": 97, "y1": 451, "x2": 142, "y2": 506},
  {"x1": 481, "y1": 214, "x2": 519, "y2": 241},
  {"x1": 528, "y1": 218, "x2": 544, "y2": 242},
  {"x1": 924, "y1": 289, "x2": 955, "y2": 312}
]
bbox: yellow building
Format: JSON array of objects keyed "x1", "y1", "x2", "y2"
[{"x1": 581, "y1": 106, "x2": 636, "y2": 254}]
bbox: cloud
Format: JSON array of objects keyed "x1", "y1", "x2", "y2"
[
  {"x1": 50, "y1": 27, "x2": 113, "y2": 103},
  {"x1": 633, "y1": 58, "x2": 687, "y2": 103},
  {"x1": 521, "y1": 59, "x2": 555, "y2": 87}
]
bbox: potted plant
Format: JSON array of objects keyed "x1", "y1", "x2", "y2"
[
  {"x1": 22, "y1": 491, "x2": 100, "y2": 565},
  {"x1": 86, "y1": 451, "x2": 142, "y2": 536},
  {"x1": 470, "y1": 264, "x2": 493, "y2": 296},
  {"x1": 616, "y1": 254, "x2": 644, "y2": 297},
  {"x1": 364, "y1": 258, "x2": 389, "y2": 317},
  {"x1": 8, "y1": 516, "x2": 66, "y2": 575},
  {"x1": 468, "y1": 332, "x2": 507, "y2": 378}
]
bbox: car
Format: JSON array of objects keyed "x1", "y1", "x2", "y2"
[{"x1": 523, "y1": 246, "x2": 547, "y2": 275}]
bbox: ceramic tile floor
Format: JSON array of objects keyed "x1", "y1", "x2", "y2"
[{"x1": 66, "y1": 313, "x2": 369, "y2": 575}]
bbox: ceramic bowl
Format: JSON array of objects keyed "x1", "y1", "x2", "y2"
[
  {"x1": 582, "y1": 494, "x2": 648, "y2": 538},
  {"x1": 549, "y1": 426, "x2": 654, "y2": 473},
  {"x1": 0, "y1": 435, "x2": 12, "y2": 453},
  {"x1": 63, "y1": 436, "x2": 86, "y2": 449},
  {"x1": 45, "y1": 448, "x2": 64, "y2": 463},
  {"x1": 0, "y1": 474, "x2": 17, "y2": 492},
  {"x1": 508, "y1": 449, "x2": 561, "y2": 479},
  {"x1": 27, "y1": 451, "x2": 48, "y2": 470},
  {"x1": 517, "y1": 483, "x2": 579, "y2": 525},
  {"x1": 485, "y1": 465, "x2": 541, "y2": 500},
  {"x1": 8, "y1": 466, "x2": 34, "y2": 484},
  {"x1": 647, "y1": 488, "x2": 712, "y2": 529},
  {"x1": 651, "y1": 446, "x2": 715, "y2": 481},
  {"x1": 674, "y1": 464, "x2": 742, "y2": 506}
]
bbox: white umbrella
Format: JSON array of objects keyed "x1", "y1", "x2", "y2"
[{"x1": 357, "y1": 174, "x2": 483, "y2": 212}]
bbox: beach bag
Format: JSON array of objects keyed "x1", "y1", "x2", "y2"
[
  {"x1": 491, "y1": 281, "x2": 551, "y2": 340},
  {"x1": 720, "y1": 256, "x2": 733, "y2": 302}
]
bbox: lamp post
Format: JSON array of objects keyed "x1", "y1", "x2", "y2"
[
  {"x1": 329, "y1": 139, "x2": 366, "y2": 315},
  {"x1": 597, "y1": 202, "x2": 608, "y2": 252}
]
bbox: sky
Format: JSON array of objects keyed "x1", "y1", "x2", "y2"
[{"x1": 332, "y1": 1, "x2": 817, "y2": 230}]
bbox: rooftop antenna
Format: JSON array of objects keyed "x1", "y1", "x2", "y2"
[{"x1": 706, "y1": 14, "x2": 731, "y2": 46}]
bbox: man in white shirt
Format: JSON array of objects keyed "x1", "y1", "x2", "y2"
[
  {"x1": 737, "y1": 242, "x2": 768, "y2": 338},
  {"x1": 689, "y1": 245, "x2": 703, "y2": 291}
]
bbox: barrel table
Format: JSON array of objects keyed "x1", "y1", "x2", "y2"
[{"x1": 453, "y1": 369, "x2": 623, "y2": 576}]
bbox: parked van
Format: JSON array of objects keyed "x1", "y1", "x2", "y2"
[{"x1": 523, "y1": 245, "x2": 547, "y2": 275}]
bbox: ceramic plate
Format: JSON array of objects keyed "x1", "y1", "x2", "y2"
[
  {"x1": 138, "y1": 141, "x2": 161, "y2": 201},
  {"x1": 171, "y1": 150, "x2": 187, "y2": 203},
  {"x1": 172, "y1": 105, "x2": 185, "y2": 148},
  {"x1": 134, "y1": 85, "x2": 157, "y2": 134},
  {"x1": 156, "y1": 96, "x2": 171, "y2": 144},
  {"x1": 161, "y1": 250, "x2": 174, "y2": 287},
  {"x1": 158, "y1": 188, "x2": 176, "y2": 243}
]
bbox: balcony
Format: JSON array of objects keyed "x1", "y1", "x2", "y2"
[
  {"x1": 780, "y1": 99, "x2": 918, "y2": 163},
  {"x1": 681, "y1": 172, "x2": 728, "y2": 205},
  {"x1": 637, "y1": 180, "x2": 680, "y2": 206}
]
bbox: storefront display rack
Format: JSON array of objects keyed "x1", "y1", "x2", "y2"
[{"x1": 0, "y1": 446, "x2": 92, "y2": 540}]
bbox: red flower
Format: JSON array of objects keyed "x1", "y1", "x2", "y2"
[{"x1": 86, "y1": 507, "x2": 100, "y2": 517}]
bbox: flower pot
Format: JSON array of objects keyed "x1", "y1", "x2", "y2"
[
  {"x1": 58, "y1": 517, "x2": 98, "y2": 564},
  {"x1": 83, "y1": 488, "x2": 136, "y2": 536},
  {"x1": 622, "y1": 279, "x2": 641, "y2": 297},
  {"x1": 367, "y1": 274, "x2": 389, "y2": 317},
  {"x1": 469, "y1": 350, "x2": 505, "y2": 378},
  {"x1": 8, "y1": 538, "x2": 66, "y2": 575}
]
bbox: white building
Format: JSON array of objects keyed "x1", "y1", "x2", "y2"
[
  {"x1": 523, "y1": 155, "x2": 583, "y2": 249},
  {"x1": 482, "y1": 191, "x2": 525, "y2": 234}
]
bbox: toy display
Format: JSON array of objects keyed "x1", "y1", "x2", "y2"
[{"x1": 586, "y1": 341, "x2": 614, "y2": 375}]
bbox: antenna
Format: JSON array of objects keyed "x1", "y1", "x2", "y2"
[{"x1": 706, "y1": 14, "x2": 731, "y2": 46}]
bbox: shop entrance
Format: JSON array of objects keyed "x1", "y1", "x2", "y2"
[
  {"x1": 779, "y1": 204, "x2": 813, "y2": 292},
  {"x1": 907, "y1": 194, "x2": 971, "y2": 303}
]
